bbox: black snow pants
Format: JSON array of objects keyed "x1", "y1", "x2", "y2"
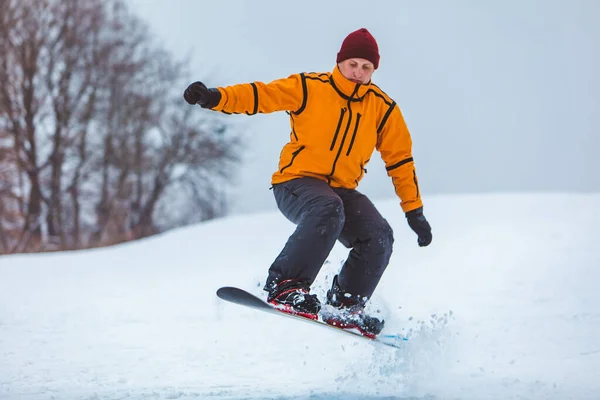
[{"x1": 266, "y1": 177, "x2": 394, "y2": 300}]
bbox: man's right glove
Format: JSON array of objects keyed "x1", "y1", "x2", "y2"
[
  {"x1": 405, "y1": 207, "x2": 432, "y2": 247},
  {"x1": 183, "y1": 81, "x2": 221, "y2": 108}
]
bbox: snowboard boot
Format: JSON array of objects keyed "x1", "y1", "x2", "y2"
[
  {"x1": 266, "y1": 279, "x2": 321, "y2": 320},
  {"x1": 322, "y1": 275, "x2": 385, "y2": 338}
]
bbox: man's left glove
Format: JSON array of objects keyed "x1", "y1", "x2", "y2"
[
  {"x1": 406, "y1": 207, "x2": 432, "y2": 247},
  {"x1": 183, "y1": 81, "x2": 221, "y2": 109}
]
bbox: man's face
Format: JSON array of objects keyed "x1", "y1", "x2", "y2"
[{"x1": 338, "y1": 58, "x2": 375, "y2": 84}]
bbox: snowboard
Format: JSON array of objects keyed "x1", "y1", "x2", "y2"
[{"x1": 216, "y1": 286, "x2": 407, "y2": 349}]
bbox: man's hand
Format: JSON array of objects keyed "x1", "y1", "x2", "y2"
[
  {"x1": 405, "y1": 207, "x2": 432, "y2": 247},
  {"x1": 183, "y1": 81, "x2": 221, "y2": 108}
]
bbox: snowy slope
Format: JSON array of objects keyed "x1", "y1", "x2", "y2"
[{"x1": 1, "y1": 193, "x2": 599, "y2": 400}]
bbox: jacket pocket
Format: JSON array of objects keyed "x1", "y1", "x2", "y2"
[
  {"x1": 330, "y1": 108, "x2": 347, "y2": 151},
  {"x1": 279, "y1": 145, "x2": 306, "y2": 174},
  {"x1": 346, "y1": 113, "x2": 362, "y2": 156},
  {"x1": 355, "y1": 161, "x2": 367, "y2": 184}
]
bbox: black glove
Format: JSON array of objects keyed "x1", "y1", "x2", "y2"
[
  {"x1": 405, "y1": 207, "x2": 432, "y2": 247},
  {"x1": 183, "y1": 81, "x2": 221, "y2": 108}
]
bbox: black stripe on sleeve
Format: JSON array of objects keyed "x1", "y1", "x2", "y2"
[
  {"x1": 385, "y1": 157, "x2": 413, "y2": 172},
  {"x1": 245, "y1": 83, "x2": 259, "y2": 115}
]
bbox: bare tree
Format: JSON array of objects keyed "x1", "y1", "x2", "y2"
[
  {"x1": 0, "y1": 127, "x2": 21, "y2": 252},
  {"x1": 0, "y1": 0, "x2": 54, "y2": 251},
  {"x1": 137, "y1": 103, "x2": 240, "y2": 236},
  {"x1": 42, "y1": 0, "x2": 108, "y2": 248},
  {"x1": 91, "y1": 2, "x2": 171, "y2": 243}
]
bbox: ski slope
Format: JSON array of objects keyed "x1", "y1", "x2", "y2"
[{"x1": 1, "y1": 192, "x2": 599, "y2": 400}]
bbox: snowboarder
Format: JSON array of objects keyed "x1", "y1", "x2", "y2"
[{"x1": 184, "y1": 28, "x2": 432, "y2": 337}]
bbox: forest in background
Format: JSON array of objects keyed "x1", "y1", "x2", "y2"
[{"x1": 0, "y1": 0, "x2": 241, "y2": 254}]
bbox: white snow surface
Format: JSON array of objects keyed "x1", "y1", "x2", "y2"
[{"x1": 1, "y1": 192, "x2": 599, "y2": 400}]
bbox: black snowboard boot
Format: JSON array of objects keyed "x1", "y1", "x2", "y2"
[
  {"x1": 322, "y1": 275, "x2": 385, "y2": 338},
  {"x1": 266, "y1": 279, "x2": 321, "y2": 320}
]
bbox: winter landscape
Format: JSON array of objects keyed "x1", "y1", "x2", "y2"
[
  {"x1": 1, "y1": 192, "x2": 599, "y2": 400},
  {"x1": 2, "y1": 1, "x2": 598, "y2": 399}
]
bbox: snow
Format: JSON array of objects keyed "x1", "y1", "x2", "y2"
[{"x1": 1, "y1": 192, "x2": 599, "y2": 399}]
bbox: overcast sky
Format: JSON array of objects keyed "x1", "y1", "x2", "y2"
[{"x1": 127, "y1": 0, "x2": 599, "y2": 215}]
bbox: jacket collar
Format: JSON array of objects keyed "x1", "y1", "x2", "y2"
[{"x1": 330, "y1": 66, "x2": 371, "y2": 102}]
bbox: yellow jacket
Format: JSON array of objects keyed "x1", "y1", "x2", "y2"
[{"x1": 212, "y1": 66, "x2": 423, "y2": 212}]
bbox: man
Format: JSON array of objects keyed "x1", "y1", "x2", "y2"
[{"x1": 184, "y1": 28, "x2": 432, "y2": 337}]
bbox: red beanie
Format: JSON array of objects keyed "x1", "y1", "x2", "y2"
[{"x1": 336, "y1": 28, "x2": 380, "y2": 69}]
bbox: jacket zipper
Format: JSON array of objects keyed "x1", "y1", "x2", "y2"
[
  {"x1": 328, "y1": 85, "x2": 360, "y2": 180},
  {"x1": 345, "y1": 113, "x2": 361, "y2": 156},
  {"x1": 328, "y1": 105, "x2": 353, "y2": 177},
  {"x1": 329, "y1": 108, "x2": 346, "y2": 150},
  {"x1": 280, "y1": 146, "x2": 305, "y2": 173}
]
